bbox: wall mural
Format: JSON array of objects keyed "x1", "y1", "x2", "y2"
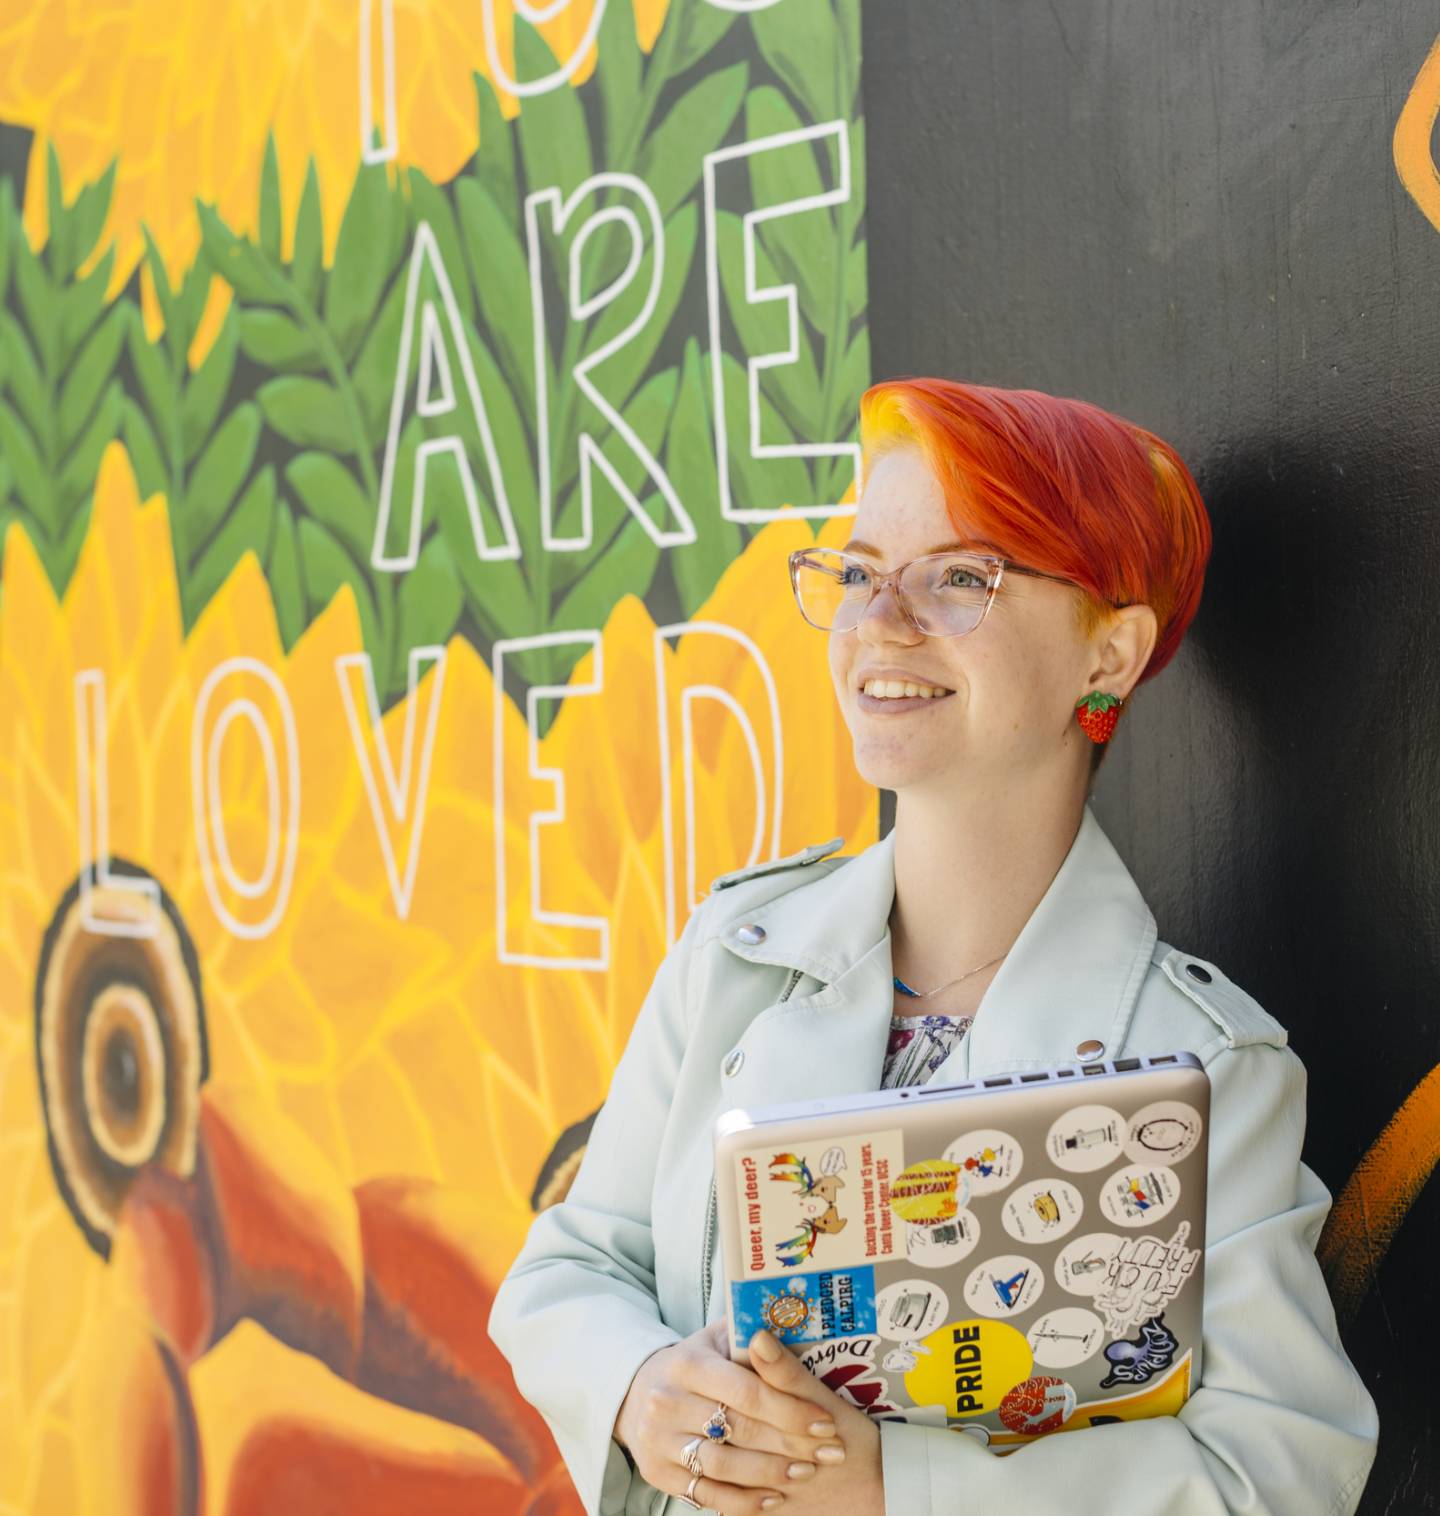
[
  {"x1": 0, "y1": 2, "x2": 872, "y2": 1512},
  {"x1": 1, "y1": 0, "x2": 1433, "y2": 1511}
]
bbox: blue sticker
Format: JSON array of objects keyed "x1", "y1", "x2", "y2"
[{"x1": 731, "y1": 1266, "x2": 878, "y2": 1345}]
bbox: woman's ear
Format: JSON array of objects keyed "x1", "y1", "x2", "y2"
[{"x1": 1084, "y1": 603, "x2": 1158, "y2": 699}]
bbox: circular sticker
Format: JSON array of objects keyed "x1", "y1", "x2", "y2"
[
  {"x1": 1001, "y1": 1177, "x2": 1084, "y2": 1244},
  {"x1": 1044, "y1": 1103, "x2": 1125, "y2": 1172},
  {"x1": 889, "y1": 1159, "x2": 963, "y2": 1223},
  {"x1": 954, "y1": 1422, "x2": 991, "y2": 1446},
  {"x1": 941, "y1": 1128, "x2": 1024, "y2": 1196},
  {"x1": 1026, "y1": 1306, "x2": 1105, "y2": 1369},
  {"x1": 876, "y1": 1279, "x2": 950, "y2": 1341},
  {"x1": 1124, "y1": 1100, "x2": 1204, "y2": 1165},
  {"x1": 760, "y1": 1283, "x2": 814, "y2": 1334},
  {"x1": 902, "y1": 1316, "x2": 1033, "y2": 1416},
  {"x1": 1053, "y1": 1232, "x2": 1126, "y2": 1297},
  {"x1": 997, "y1": 1375, "x2": 1077, "y2": 1435},
  {"x1": 905, "y1": 1206, "x2": 981, "y2": 1268},
  {"x1": 1098, "y1": 1164, "x2": 1181, "y2": 1227},
  {"x1": 963, "y1": 1254, "x2": 1044, "y2": 1318}
]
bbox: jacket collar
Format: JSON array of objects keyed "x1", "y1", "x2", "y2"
[{"x1": 714, "y1": 804, "x2": 1157, "y2": 1090}]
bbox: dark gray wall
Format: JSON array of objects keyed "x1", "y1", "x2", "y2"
[{"x1": 863, "y1": 4, "x2": 1437, "y2": 1508}]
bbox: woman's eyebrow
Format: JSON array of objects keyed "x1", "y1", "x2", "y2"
[{"x1": 843, "y1": 537, "x2": 1003, "y2": 556}]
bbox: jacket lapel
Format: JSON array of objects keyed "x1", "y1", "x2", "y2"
[{"x1": 711, "y1": 804, "x2": 1158, "y2": 1107}]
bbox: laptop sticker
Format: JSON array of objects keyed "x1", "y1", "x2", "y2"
[
  {"x1": 811, "y1": 1358, "x2": 904, "y2": 1418},
  {"x1": 997, "y1": 1375, "x2": 1077, "y2": 1435},
  {"x1": 731, "y1": 1265, "x2": 878, "y2": 1344},
  {"x1": 1092, "y1": 1220, "x2": 1201, "y2": 1337},
  {"x1": 733, "y1": 1129, "x2": 906, "y2": 1273},
  {"x1": 963, "y1": 1253, "x2": 1045, "y2": 1317},
  {"x1": 901, "y1": 1317, "x2": 1034, "y2": 1417},
  {"x1": 889, "y1": 1158, "x2": 964, "y2": 1223},
  {"x1": 1098, "y1": 1313, "x2": 1180, "y2": 1387},
  {"x1": 1025, "y1": 1305, "x2": 1106, "y2": 1369},
  {"x1": 1123, "y1": 1100, "x2": 1204, "y2": 1165},
  {"x1": 904, "y1": 1207, "x2": 982, "y2": 1267},
  {"x1": 985, "y1": 1347, "x2": 1195, "y2": 1446},
  {"x1": 1098, "y1": 1163, "x2": 1181, "y2": 1227},
  {"x1": 876, "y1": 1278, "x2": 950, "y2": 1339},
  {"x1": 1000, "y1": 1177, "x2": 1085, "y2": 1244},
  {"x1": 796, "y1": 1333, "x2": 880, "y2": 1378},
  {"x1": 1053, "y1": 1231, "x2": 1126, "y2": 1297},
  {"x1": 1043, "y1": 1104, "x2": 1125, "y2": 1172},
  {"x1": 940, "y1": 1128, "x2": 1024, "y2": 1195}
]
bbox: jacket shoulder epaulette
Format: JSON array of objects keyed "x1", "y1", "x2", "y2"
[
  {"x1": 1152, "y1": 943, "x2": 1289, "y2": 1050},
  {"x1": 709, "y1": 836, "x2": 847, "y2": 892}
]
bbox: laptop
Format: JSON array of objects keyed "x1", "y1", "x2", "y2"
[{"x1": 713, "y1": 1050, "x2": 1209, "y2": 1453}]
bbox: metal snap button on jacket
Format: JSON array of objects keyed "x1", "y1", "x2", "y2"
[
  {"x1": 734, "y1": 923, "x2": 766, "y2": 945},
  {"x1": 723, "y1": 1048, "x2": 745, "y2": 1076},
  {"x1": 1185, "y1": 962, "x2": 1213, "y2": 983},
  {"x1": 1074, "y1": 1038, "x2": 1105, "y2": 1059}
]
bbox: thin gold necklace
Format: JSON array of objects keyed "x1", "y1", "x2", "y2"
[{"x1": 892, "y1": 950, "x2": 1008, "y2": 1000}]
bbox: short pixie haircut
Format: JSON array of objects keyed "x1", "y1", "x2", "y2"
[{"x1": 857, "y1": 378, "x2": 1213, "y2": 770}]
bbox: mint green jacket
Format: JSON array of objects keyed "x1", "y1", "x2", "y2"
[{"x1": 487, "y1": 805, "x2": 1379, "y2": 1516}]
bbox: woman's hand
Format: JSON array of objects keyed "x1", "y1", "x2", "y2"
[
  {"x1": 613, "y1": 1319, "x2": 849, "y2": 1513},
  {"x1": 746, "y1": 1329, "x2": 885, "y2": 1516}
]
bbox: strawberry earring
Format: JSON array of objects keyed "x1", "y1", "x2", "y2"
[{"x1": 1074, "y1": 691, "x2": 1125, "y2": 744}]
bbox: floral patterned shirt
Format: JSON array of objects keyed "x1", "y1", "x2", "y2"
[{"x1": 880, "y1": 1008, "x2": 974, "y2": 1088}]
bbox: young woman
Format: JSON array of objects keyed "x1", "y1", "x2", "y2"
[{"x1": 488, "y1": 379, "x2": 1379, "y2": 1516}]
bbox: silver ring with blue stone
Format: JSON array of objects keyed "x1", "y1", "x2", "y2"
[{"x1": 702, "y1": 1402, "x2": 732, "y2": 1444}]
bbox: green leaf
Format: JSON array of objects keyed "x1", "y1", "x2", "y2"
[
  {"x1": 575, "y1": 203, "x2": 697, "y2": 435},
  {"x1": 45, "y1": 140, "x2": 75, "y2": 284},
  {"x1": 828, "y1": 326, "x2": 869, "y2": 440},
  {"x1": 188, "y1": 463, "x2": 276, "y2": 620},
  {"x1": 267, "y1": 496, "x2": 305, "y2": 648},
  {"x1": 187, "y1": 401, "x2": 262, "y2": 546},
  {"x1": 140, "y1": 225, "x2": 185, "y2": 367},
  {"x1": 257, "y1": 375, "x2": 354, "y2": 452},
  {"x1": 57, "y1": 378, "x2": 123, "y2": 511},
  {"x1": 292, "y1": 158, "x2": 324, "y2": 307},
  {"x1": 436, "y1": 469, "x2": 534, "y2": 638},
  {"x1": 743, "y1": 87, "x2": 838, "y2": 346},
  {"x1": 596, "y1": 0, "x2": 642, "y2": 166},
  {"x1": 285, "y1": 451, "x2": 373, "y2": 562},
  {"x1": 59, "y1": 302, "x2": 127, "y2": 451},
  {"x1": 237, "y1": 307, "x2": 322, "y2": 371},
  {"x1": 0, "y1": 310, "x2": 50, "y2": 454},
  {"x1": 126, "y1": 304, "x2": 176, "y2": 441},
  {"x1": 666, "y1": 337, "x2": 741, "y2": 615},
  {"x1": 121, "y1": 398, "x2": 168, "y2": 502},
  {"x1": 298, "y1": 515, "x2": 380, "y2": 648},
  {"x1": 752, "y1": 0, "x2": 839, "y2": 124},
  {"x1": 398, "y1": 531, "x2": 463, "y2": 653},
  {"x1": 407, "y1": 167, "x2": 472, "y2": 323},
  {"x1": 0, "y1": 399, "x2": 53, "y2": 524},
  {"x1": 12, "y1": 232, "x2": 58, "y2": 379},
  {"x1": 258, "y1": 133, "x2": 282, "y2": 261},
  {"x1": 59, "y1": 246, "x2": 116, "y2": 367},
  {"x1": 639, "y1": 63, "x2": 749, "y2": 222},
  {"x1": 178, "y1": 247, "x2": 214, "y2": 338},
  {"x1": 0, "y1": 177, "x2": 15, "y2": 305},
  {"x1": 845, "y1": 234, "x2": 867, "y2": 324},
  {"x1": 324, "y1": 160, "x2": 394, "y2": 357},
  {"x1": 553, "y1": 512, "x2": 661, "y2": 634},
  {"x1": 180, "y1": 309, "x2": 238, "y2": 460},
  {"x1": 352, "y1": 273, "x2": 408, "y2": 444},
  {"x1": 514, "y1": 19, "x2": 592, "y2": 206},
  {"x1": 471, "y1": 69, "x2": 518, "y2": 237},
  {"x1": 670, "y1": 1, "x2": 737, "y2": 74},
  {"x1": 718, "y1": 349, "x2": 810, "y2": 516},
  {"x1": 196, "y1": 201, "x2": 280, "y2": 304},
  {"x1": 455, "y1": 177, "x2": 533, "y2": 413},
  {"x1": 70, "y1": 158, "x2": 118, "y2": 271}
]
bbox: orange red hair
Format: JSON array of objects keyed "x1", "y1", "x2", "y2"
[{"x1": 857, "y1": 378, "x2": 1212, "y2": 684}]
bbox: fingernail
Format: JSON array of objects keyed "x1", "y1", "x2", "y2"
[
  {"x1": 786, "y1": 1462, "x2": 814, "y2": 1480},
  {"x1": 761, "y1": 1499, "x2": 783, "y2": 1510},
  {"x1": 808, "y1": 1420, "x2": 836, "y2": 1438},
  {"x1": 750, "y1": 1330, "x2": 781, "y2": 1362},
  {"x1": 815, "y1": 1444, "x2": 845, "y2": 1463}
]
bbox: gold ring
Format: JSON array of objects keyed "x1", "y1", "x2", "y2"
[
  {"x1": 679, "y1": 1470, "x2": 703, "y2": 1508},
  {"x1": 680, "y1": 1435, "x2": 705, "y2": 1477}
]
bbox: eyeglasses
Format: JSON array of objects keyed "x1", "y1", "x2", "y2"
[{"x1": 788, "y1": 546, "x2": 1100, "y2": 637}]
